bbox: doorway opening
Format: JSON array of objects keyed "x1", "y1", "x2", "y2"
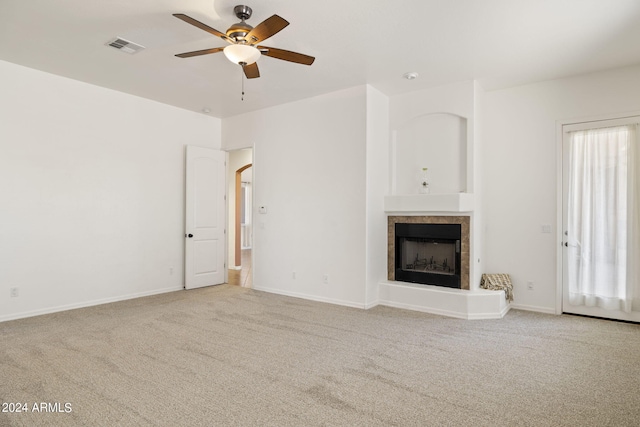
[{"x1": 227, "y1": 149, "x2": 253, "y2": 288}]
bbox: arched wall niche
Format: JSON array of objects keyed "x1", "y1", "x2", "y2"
[{"x1": 392, "y1": 112, "x2": 468, "y2": 195}]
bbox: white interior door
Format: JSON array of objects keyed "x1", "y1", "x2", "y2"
[
  {"x1": 562, "y1": 117, "x2": 640, "y2": 322},
  {"x1": 185, "y1": 146, "x2": 227, "y2": 289}
]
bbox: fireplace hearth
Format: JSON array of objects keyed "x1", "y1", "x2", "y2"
[{"x1": 388, "y1": 216, "x2": 470, "y2": 290}]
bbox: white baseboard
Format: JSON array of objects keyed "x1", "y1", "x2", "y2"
[
  {"x1": 509, "y1": 303, "x2": 557, "y2": 315},
  {"x1": 248, "y1": 287, "x2": 508, "y2": 320},
  {"x1": 251, "y1": 283, "x2": 510, "y2": 320},
  {"x1": 364, "y1": 300, "x2": 379, "y2": 310},
  {"x1": 378, "y1": 299, "x2": 469, "y2": 319},
  {"x1": 499, "y1": 303, "x2": 512, "y2": 318},
  {"x1": 378, "y1": 299, "x2": 510, "y2": 320},
  {"x1": 0, "y1": 286, "x2": 183, "y2": 323},
  {"x1": 251, "y1": 286, "x2": 368, "y2": 309}
]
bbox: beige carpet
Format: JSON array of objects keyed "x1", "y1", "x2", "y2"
[{"x1": 1, "y1": 284, "x2": 639, "y2": 426}]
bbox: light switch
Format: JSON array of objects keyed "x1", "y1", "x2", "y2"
[
  {"x1": 541, "y1": 224, "x2": 552, "y2": 233},
  {"x1": 259, "y1": 206, "x2": 267, "y2": 214}
]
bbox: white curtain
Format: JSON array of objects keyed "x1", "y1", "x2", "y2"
[{"x1": 567, "y1": 125, "x2": 639, "y2": 312}]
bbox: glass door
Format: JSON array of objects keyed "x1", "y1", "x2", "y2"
[{"x1": 562, "y1": 117, "x2": 639, "y2": 322}]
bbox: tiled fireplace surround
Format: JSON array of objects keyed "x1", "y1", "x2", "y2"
[{"x1": 388, "y1": 215, "x2": 470, "y2": 289}]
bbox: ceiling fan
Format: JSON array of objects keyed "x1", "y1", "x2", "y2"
[{"x1": 173, "y1": 5, "x2": 315, "y2": 79}]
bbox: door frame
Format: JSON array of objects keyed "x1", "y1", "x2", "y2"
[{"x1": 556, "y1": 111, "x2": 640, "y2": 316}]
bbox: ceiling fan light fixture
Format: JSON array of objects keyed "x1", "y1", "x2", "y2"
[
  {"x1": 173, "y1": 7, "x2": 315, "y2": 77},
  {"x1": 223, "y1": 44, "x2": 261, "y2": 65}
]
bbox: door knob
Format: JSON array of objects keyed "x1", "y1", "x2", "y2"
[{"x1": 186, "y1": 233, "x2": 193, "y2": 238}]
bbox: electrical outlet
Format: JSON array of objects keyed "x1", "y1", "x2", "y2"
[
  {"x1": 10, "y1": 287, "x2": 19, "y2": 298},
  {"x1": 292, "y1": 271, "x2": 296, "y2": 279},
  {"x1": 322, "y1": 274, "x2": 329, "y2": 284},
  {"x1": 169, "y1": 267, "x2": 174, "y2": 275},
  {"x1": 527, "y1": 281, "x2": 534, "y2": 290}
]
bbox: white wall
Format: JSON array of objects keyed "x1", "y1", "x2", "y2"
[
  {"x1": 394, "y1": 114, "x2": 467, "y2": 194},
  {"x1": 0, "y1": 60, "x2": 221, "y2": 321},
  {"x1": 390, "y1": 81, "x2": 475, "y2": 194},
  {"x1": 365, "y1": 86, "x2": 390, "y2": 307},
  {"x1": 483, "y1": 64, "x2": 640, "y2": 313},
  {"x1": 223, "y1": 86, "x2": 370, "y2": 307},
  {"x1": 473, "y1": 81, "x2": 485, "y2": 293},
  {"x1": 10, "y1": 55, "x2": 637, "y2": 320}
]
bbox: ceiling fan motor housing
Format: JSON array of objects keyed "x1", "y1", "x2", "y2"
[
  {"x1": 227, "y1": 5, "x2": 255, "y2": 42},
  {"x1": 227, "y1": 21, "x2": 253, "y2": 42}
]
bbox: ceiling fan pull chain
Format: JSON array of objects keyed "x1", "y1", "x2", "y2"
[{"x1": 241, "y1": 65, "x2": 245, "y2": 101}]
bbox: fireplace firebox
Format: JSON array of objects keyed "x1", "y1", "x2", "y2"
[{"x1": 394, "y1": 223, "x2": 461, "y2": 288}]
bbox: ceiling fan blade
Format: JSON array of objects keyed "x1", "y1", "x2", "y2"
[
  {"x1": 258, "y1": 46, "x2": 315, "y2": 65},
  {"x1": 175, "y1": 47, "x2": 225, "y2": 58},
  {"x1": 173, "y1": 13, "x2": 228, "y2": 41},
  {"x1": 243, "y1": 62, "x2": 260, "y2": 79},
  {"x1": 245, "y1": 15, "x2": 289, "y2": 44}
]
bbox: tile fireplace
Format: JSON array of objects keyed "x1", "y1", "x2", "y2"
[{"x1": 388, "y1": 216, "x2": 470, "y2": 290}]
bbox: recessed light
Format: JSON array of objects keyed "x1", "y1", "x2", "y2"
[{"x1": 403, "y1": 72, "x2": 419, "y2": 80}]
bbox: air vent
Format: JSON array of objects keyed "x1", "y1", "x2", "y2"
[{"x1": 107, "y1": 37, "x2": 145, "y2": 54}]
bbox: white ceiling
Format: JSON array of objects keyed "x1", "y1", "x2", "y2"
[{"x1": 2, "y1": 0, "x2": 640, "y2": 118}]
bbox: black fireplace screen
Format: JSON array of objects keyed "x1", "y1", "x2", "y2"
[
  {"x1": 401, "y1": 238, "x2": 457, "y2": 275},
  {"x1": 395, "y1": 223, "x2": 461, "y2": 288}
]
